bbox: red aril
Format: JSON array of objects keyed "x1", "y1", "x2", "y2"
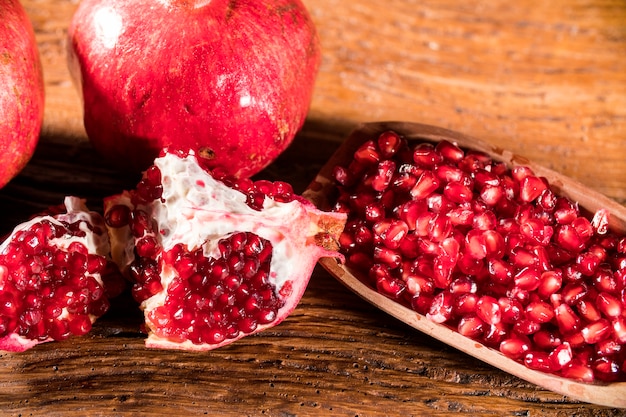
[
  {"x1": 330, "y1": 128, "x2": 626, "y2": 383},
  {"x1": 104, "y1": 149, "x2": 346, "y2": 350},
  {"x1": 0, "y1": 198, "x2": 121, "y2": 352},
  {"x1": 0, "y1": 0, "x2": 44, "y2": 188},
  {"x1": 67, "y1": 0, "x2": 320, "y2": 178}
]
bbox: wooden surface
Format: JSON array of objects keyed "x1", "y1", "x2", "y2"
[{"x1": 1, "y1": 0, "x2": 625, "y2": 415}]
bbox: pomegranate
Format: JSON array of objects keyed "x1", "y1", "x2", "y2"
[
  {"x1": 67, "y1": 0, "x2": 321, "y2": 178},
  {"x1": 0, "y1": 197, "x2": 120, "y2": 352},
  {"x1": 103, "y1": 149, "x2": 346, "y2": 350},
  {"x1": 0, "y1": 0, "x2": 45, "y2": 188},
  {"x1": 327, "y1": 125, "x2": 626, "y2": 383}
]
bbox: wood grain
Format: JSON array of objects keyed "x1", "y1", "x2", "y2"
[{"x1": 0, "y1": 0, "x2": 625, "y2": 415}]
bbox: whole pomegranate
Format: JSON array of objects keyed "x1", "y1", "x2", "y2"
[
  {"x1": 67, "y1": 0, "x2": 321, "y2": 177},
  {"x1": 0, "y1": 0, "x2": 44, "y2": 189},
  {"x1": 103, "y1": 149, "x2": 346, "y2": 350},
  {"x1": 0, "y1": 198, "x2": 122, "y2": 352}
]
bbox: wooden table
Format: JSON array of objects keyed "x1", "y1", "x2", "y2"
[{"x1": 1, "y1": 0, "x2": 625, "y2": 415}]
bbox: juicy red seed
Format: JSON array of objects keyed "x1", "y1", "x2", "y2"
[
  {"x1": 577, "y1": 298, "x2": 602, "y2": 322},
  {"x1": 562, "y1": 364, "x2": 595, "y2": 382},
  {"x1": 555, "y1": 303, "x2": 582, "y2": 335},
  {"x1": 354, "y1": 140, "x2": 381, "y2": 165},
  {"x1": 457, "y1": 314, "x2": 485, "y2": 338},
  {"x1": 500, "y1": 337, "x2": 530, "y2": 360},
  {"x1": 514, "y1": 267, "x2": 541, "y2": 291},
  {"x1": 548, "y1": 343, "x2": 573, "y2": 370},
  {"x1": 370, "y1": 160, "x2": 396, "y2": 191},
  {"x1": 443, "y1": 181, "x2": 473, "y2": 204},
  {"x1": 372, "y1": 219, "x2": 409, "y2": 250},
  {"x1": 581, "y1": 318, "x2": 612, "y2": 344},
  {"x1": 377, "y1": 131, "x2": 403, "y2": 158},
  {"x1": 597, "y1": 292, "x2": 622, "y2": 318},
  {"x1": 519, "y1": 176, "x2": 548, "y2": 203},
  {"x1": 537, "y1": 270, "x2": 563, "y2": 298},
  {"x1": 426, "y1": 291, "x2": 454, "y2": 323},
  {"x1": 525, "y1": 301, "x2": 554, "y2": 324},
  {"x1": 476, "y1": 295, "x2": 501, "y2": 325},
  {"x1": 410, "y1": 171, "x2": 440, "y2": 199},
  {"x1": 413, "y1": 143, "x2": 443, "y2": 167},
  {"x1": 533, "y1": 330, "x2": 562, "y2": 350},
  {"x1": 593, "y1": 357, "x2": 621, "y2": 382},
  {"x1": 104, "y1": 206, "x2": 131, "y2": 228},
  {"x1": 524, "y1": 351, "x2": 553, "y2": 372},
  {"x1": 435, "y1": 140, "x2": 465, "y2": 162}
]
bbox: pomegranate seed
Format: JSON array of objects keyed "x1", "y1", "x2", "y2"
[
  {"x1": 377, "y1": 131, "x2": 403, "y2": 158},
  {"x1": 370, "y1": 160, "x2": 396, "y2": 192},
  {"x1": 612, "y1": 316, "x2": 626, "y2": 343},
  {"x1": 555, "y1": 303, "x2": 581, "y2": 335},
  {"x1": 500, "y1": 336, "x2": 530, "y2": 360},
  {"x1": 594, "y1": 357, "x2": 621, "y2": 382},
  {"x1": 426, "y1": 291, "x2": 455, "y2": 323},
  {"x1": 524, "y1": 351, "x2": 553, "y2": 372},
  {"x1": 435, "y1": 140, "x2": 464, "y2": 162},
  {"x1": 561, "y1": 363, "x2": 595, "y2": 382},
  {"x1": 458, "y1": 314, "x2": 485, "y2": 338},
  {"x1": 537, "y1": 270, "x2": 562, "y2": 298},
  {"x1": 476, "y1": 295, "x2": 501, "y2": 325},
  {"x1": 453, "y1": 293, "x2": 480, "y2": 315},
  {"x1": 512, "y1": 267, "x2": 541, "y2": 291},
  {"x1": 548, "y1": 343, "x2": 573, "y2": 370},
  {"x1": 519, "y1": 176, "x2": 548, "y2": 203},
  {"x1": 410, "y1": 171, "x2": 440, "y2": 199},
  {"x1": 525, "y1": 301, "x2": 554, "y2": 324},
  {"x1": 581, "y1": 318, "x2": 611, "y2": 344},
  {"x1": 533, "y1": 329, "x2": 562, "y2": 350},
  {"x1": 354, "y1": 140, "x2": 380, "y2": 165},
  {"x1": 597, "y1": 292, "x2": 622, "y2": 318}
]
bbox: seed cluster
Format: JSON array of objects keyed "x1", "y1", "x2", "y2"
[
  {"x1": 149, "y1": 232, "x2": 282, "y2": 345},
  {"x1": 0, "y1": 219, "x2": 109, "y2": 343},
  {"x1": 332, "y1": 130, "x2": 626, "y2": 382}
]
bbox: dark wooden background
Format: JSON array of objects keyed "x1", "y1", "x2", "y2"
[{"x1": 0, "y1": 0, "x2": 625, "y2": 415}]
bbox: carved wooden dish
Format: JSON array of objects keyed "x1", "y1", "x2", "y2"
[{"x1": 303, "y1": 121, "x2": 626, "y2": 408}]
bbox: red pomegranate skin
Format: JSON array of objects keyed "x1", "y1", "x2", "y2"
[
  {"x1": 0, "y1": 0, "x2": 44, "y2": 188},
  {"x1": 67, "y1": 0, "x2": 321, "y2": 178}
]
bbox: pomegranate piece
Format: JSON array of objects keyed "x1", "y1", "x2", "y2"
[
  {"x1": 0, "y1": 197, "x2": 119, "y2": 352},
  {"x1": 330, "y1": 128, "x2": 626, "y2": 383},
  {"x1": 104, "y1": 149, "x2": 346, "y2": 351}
]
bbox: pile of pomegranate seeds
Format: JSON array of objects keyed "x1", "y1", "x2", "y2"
[{"x1": 332, "y1": 130, "x2": 626, "y2": 383}]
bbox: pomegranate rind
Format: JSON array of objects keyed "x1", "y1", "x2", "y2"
[
  {"x1": 0, "y1": 197, "x2": 112, "y2": 352},
  {"x1": 104, "y1": 150, "x2": 346, "y2": 351}
]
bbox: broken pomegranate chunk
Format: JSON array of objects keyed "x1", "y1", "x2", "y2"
[
  {"x1": 104, "y1": 149, "x2": 346, "y2": 351},
  {"x1": 332, "y1": 130, "x2": 626, "y2": 383},
  {"x1": 0, "y1": 197, "x2": 119, "y2": 352}
]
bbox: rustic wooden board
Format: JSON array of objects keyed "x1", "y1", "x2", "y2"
[{"x1": 1, "y1": 0, "x2": 625, "y2": 415}]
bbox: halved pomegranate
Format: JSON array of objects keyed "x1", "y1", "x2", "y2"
[
  {"x1": 0, "y1": 197, "x2": 120, "y2": 352},
  {"x1": 103, "y1": 149, "x2": 346, "y2": 351},
  {"x1": 315, "y1": 122, "x2": 626, "y2": 384}
]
